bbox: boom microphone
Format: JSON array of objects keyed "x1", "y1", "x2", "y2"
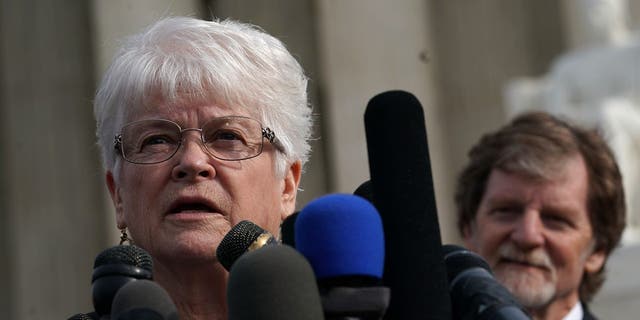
[
  {"x1": 110, "y1": 279, "x2": 179, "y2": 320},
  {"x1": 216, "y1": 220, "x2": 278, "y2": 271},
  {"x1": 295, "y1": 193, "x2": 389, "y2": 320},
  {"x1": 443, "y1": 245, "x2": 530, "y2": 320},
  {"x1": 364, "y1": 90, "x2": 451, "y2": 319},
  {"x1": 227, "y1": 245, "x2": 324, "y2": 320},
  {"x1": 91, "y1": 245, "x2": 153, "y2": 317}
]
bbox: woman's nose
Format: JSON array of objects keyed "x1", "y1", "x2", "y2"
[{"x1": 171, "y1": 134, "x2": 216, "y2": 181}]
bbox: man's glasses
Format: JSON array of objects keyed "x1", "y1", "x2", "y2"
[{"x1": 114, "y1": 116, "x2": 282, "y2": 164}]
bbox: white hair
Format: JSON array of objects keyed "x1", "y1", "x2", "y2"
[{"x1": 94, "y1": 17, "x2": 312, "y2": 177}]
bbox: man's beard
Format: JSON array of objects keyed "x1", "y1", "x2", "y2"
[{"x1": 493, "y1": 243, "x2": 557, "y2": 308}]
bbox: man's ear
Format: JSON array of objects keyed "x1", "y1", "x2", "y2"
[
  {"x1": 281, "y1": 161, "x2": 302, "y2": 221},
  {"x1": 584, "y1": 249, "x2": 606, "y2": 274},
  {"x1": 106, "y1": 171, "x2": 126, "y2": 228}
]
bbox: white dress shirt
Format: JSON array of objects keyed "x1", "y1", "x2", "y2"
[{"x1": 563, "y1": 301, "x2": 584, "y2": 320}]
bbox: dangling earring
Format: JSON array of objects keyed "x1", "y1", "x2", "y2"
[{"x1": 119, "y1": 227, "x2": 130, "y2": 245}]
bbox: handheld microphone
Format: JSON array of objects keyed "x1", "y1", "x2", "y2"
[
  {"x1": 111, "y1": 279, "x2": 178, "y2": 320},
  {"x1": 91, "y1": 245, "x2": 153, "y2": 317},
  {"x1": 295, "y1": 193, "x2": 389, "y2": 320},
  {"x1": 227, "y1": 244, "x2": 324, "y2": 320},
  {"x1": 364, "y1": 90, "x2": 451, "y2": 319},
  {"x1": 443, "y1": 245, "x2": 531, "y2": 320},
  {"x1": 216, "y1": 220, "x2": 278, "y2": 271}
]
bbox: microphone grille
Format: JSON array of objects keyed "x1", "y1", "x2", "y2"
[
  {"x1": 217, "y1": 220, "x2": 268, "y2": 270},
  {"x1": 93, "y1": 245, "x2": 153, "y2": 272}
]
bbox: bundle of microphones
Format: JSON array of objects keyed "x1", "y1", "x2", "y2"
[{"x1": 68, "y1": 91, "x2": 532, "y2": 320}]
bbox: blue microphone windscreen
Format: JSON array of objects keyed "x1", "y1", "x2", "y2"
[{"x1": 295, "y1": 193, "x2": 384, "y2": 279}]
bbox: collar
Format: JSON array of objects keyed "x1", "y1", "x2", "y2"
[{"x1": 562, "y1": 301, "x2": 583, "y2": 320}]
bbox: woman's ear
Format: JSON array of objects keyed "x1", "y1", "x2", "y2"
[
  {"x1": 280, "y1": 161, "x2": 302, "y2": 220},
  {"x1": 106, "y1": 171, "x2": 126, "y2": 228}
]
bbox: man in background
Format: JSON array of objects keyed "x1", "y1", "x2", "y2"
[{"x1": 455, "y1": 112, "x2": 626, "y2": 320}]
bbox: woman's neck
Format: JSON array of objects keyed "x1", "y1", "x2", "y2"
[{"x1": 153, "y1": 258, "x2": 229, "y2": 320}]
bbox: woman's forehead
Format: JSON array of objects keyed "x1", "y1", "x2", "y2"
[{"x1": 123, "y1": 94, "x2": 259, "y2": 124}]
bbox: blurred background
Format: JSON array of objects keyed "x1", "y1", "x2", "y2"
[{"x1": 1, "y1": 0, "x2": 640, "y2": 318}]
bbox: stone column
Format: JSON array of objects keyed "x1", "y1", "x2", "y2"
[
  {"x1": 0, "y1": 1, "x2": 105, "y2": 318},
  {"x1": 313, "y1": 0, "x2": 453, "y2": 241}
]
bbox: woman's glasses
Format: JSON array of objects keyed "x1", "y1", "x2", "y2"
[{"x1": 114, "y1": 116, "x2": 282, "y2": 164}]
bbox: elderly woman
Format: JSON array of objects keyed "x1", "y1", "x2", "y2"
[{"x1": 94, "y1": 17, "x2": 312, "y2": 319}]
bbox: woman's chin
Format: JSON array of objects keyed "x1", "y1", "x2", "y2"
[{"x1": 151, "y1": 235, "x2": 223, "y2": 265}]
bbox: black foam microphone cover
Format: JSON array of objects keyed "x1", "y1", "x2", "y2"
[
  {"x1": 353, "y1": 180, "x2": 374, "y2": 203},
  {"x1": 227, "y1": 244, "x2": 324, "y2": 320},
  {"x1": 443, "y1": 245, "x2": 530, "y2": 320},
  {"x1": 216, "y1": 220, "x2": 278, "y2": 271},
  {"x1": 91, "y1": 245, "x2": 153, "y2": 317},
  {"x1": 364, "y1": 90, "x2": 451, "y2": 319},
  {"x1": 111, "y1": 279, "x2": 179, "y2": 320},
  {"x1": 280, "y1": 211, "x2": 299, "y2": 247}
]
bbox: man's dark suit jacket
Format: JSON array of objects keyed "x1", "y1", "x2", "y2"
[{"x1": 583, "y1": 303, "x2": 597, "y2": 320}]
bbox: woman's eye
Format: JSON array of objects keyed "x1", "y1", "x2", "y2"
[
  {"x1": 139, "y1": 135, "x2": 178, "y2": 150},
  {"x1": 143, "y1": 136, "x2": 171, "y2": 145},
  {"x1": 212, "y1": 130, "x2": 245, "y2": 141}
]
